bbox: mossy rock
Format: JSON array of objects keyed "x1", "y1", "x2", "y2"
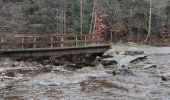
[{"x1": 5, "y1": 71, "x2": 16, "y2": 77}]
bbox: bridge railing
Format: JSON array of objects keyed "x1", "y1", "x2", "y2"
[{"x1": 0, "y1": 33, "x2": 105, "y2": 50}]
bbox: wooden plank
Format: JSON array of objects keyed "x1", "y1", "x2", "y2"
[
  {"x1": 0, "y1": 41, "x2": 61, "y2": 46},
  {"x1": 0, "y1": 34, "x2": 51, "y2": 38}
]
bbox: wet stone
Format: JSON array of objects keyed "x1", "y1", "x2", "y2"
[
  {"x1": 80, "y1": 77, "x2": 129, "y2": 92},
  {"x1": 40, "y1": 65, "x2": 53, "y2": 73},
  {"x1": 112, "y1": 69, "x2": 134, "y2": 76},
  {"x1": 162, "y1": 73, "x2": 170, "y2": 81},
  {"x1": 100, "y1": 58, "x2": 117, "y2": 66},
  {"x1": 5, "y1": 71, "x2": 16, "y2": 77},
  {"x1": 129, "y1": 86, "x2": 143, "y2": 93},
  {"x1": 63, "y1": 63, "x2": 77, "y2": 71}
]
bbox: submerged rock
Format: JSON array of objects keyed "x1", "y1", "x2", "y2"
[
  {"x1": 80, "y1": 77, "x2": 129, "y2": 92},
  {"x1": 5, "y1": 71, "x2": 16, "y2": 77},
  {"x1": 162, "y1": 73, "x2": 170, "y2": 81},
  {"x1": 112, "y1": 69, "x2": 134, "y2": 76}
]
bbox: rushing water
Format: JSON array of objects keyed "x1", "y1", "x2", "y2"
[{"x1": 0, "y1": 47, "x2": 170, "y2": 100}]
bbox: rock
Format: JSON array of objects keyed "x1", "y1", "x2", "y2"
[
  {"x1": 129, "y1": 55, "x2": 147, "y2": 63},
  {"x1": 18, "y1": 61, "x2": 25, "y2": 67},
  {"x1": 100, "y1": 58, "x2": 117, "y2": 66},
  {"x1": 103, "y1": 47, "x2": 146, "y2": 68},
  {"x1": 103, "y1": 49, "x2": 117, "y2": 57},
  {"x1": 5, "y1": 71, "x2": 16, "y2": 77},
  {"x1": 162, "y1": 73, "x2": 170, "y2": 81},
  {"x1": 40, "y1": 65, "x2": 53, "y2": 73},
  {"x1": 129, "y1": 86, "x2": 143, "y2": 93},
  {"x1": 63, "y1": 63, "x2": 77, "y2": 71},
  {"x1": 118, "y1": 51, "x2": 125, "y2": 55},
  {"x1": 112, "y1": 69, "x2": 134, "y2": 76},
  {"x1": 80, "y1": 77, "x2": 129, "y2": 92},
  {"x1": 12, "y1": 61, "x2": 20, "y2": 67},
  {"x1": 113, "y1": 47, "x2": 138, "y2": 55},
  {"x1": 35, "y1": 64, "x2": 43, "y2": 68},
  {"x1": 116, "y1": 55, "x2": 147, "y2": 69},
  {"x1": 96, "y1": 56, "x2": 101, "y2": 60},
  {"x1": 125, "y1": 50, "x2": 144, "y2": 56},
  {"x1": 143, "y1": 64, "x2": 157, "y2": 69}
]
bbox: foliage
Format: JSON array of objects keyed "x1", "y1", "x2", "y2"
[{"x1": 0, "y1": 0, "x2": 169, "y2": 41}]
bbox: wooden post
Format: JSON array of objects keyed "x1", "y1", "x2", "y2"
[
  {"x1": 97, "y1": 36, "x2": 100, "y2": 44},
  {"x1": 76, "y1": 36, "x2": 78, "y2": 47},
  {"x1": 1, "y1": 38, "x2": 4, "y2": 49},
  {"x1": 110, "y1": 32, "x2": 113, "y2": 43},
  {"x1": 21, "y1": 38, "x2": 24, "y2": 49},
  {"x1": 85, "y1": 36, "x2": 87, "y2": 46},
  {"x1": 60, "y1": 36, "x2": 64, "y2": 47},
  {"x1": 51, "y1": 37, "x2": 53, "y2": 48},
  {"x1": 33, "y1": 38, "x2": 36, "y2": 48}
]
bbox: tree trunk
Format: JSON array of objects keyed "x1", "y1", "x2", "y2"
[
  {"x1": 89, "y1": 0, "x2": 97, "y2": 34},
  {"x1": 80, "y1": 0, "x2": 83, "y2": 34},
  {"x1": 145, "y1": 0, "x2": 152, "y2": 42}
]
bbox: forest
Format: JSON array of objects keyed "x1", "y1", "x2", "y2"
[{"x1": 0, "y1": 0, "x2": 170, "y2": 44}]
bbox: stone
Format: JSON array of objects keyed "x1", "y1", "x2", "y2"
[
  {"x1": 13, "y1": 61, "x2": 20, "y2": 67},
  {"x1": 112, "y1": 69, "x2": 134, "y2": 76},
  {"x1": 5, "y1": 71, "x2": 16, "y2": 77},
  {"x1": 100, "y1": 58, "x2": 117, "y2": 66},
  {"x1": 63, "y1": 63, "x2": 77, "y2": 71},
  {"x1": 125, "y1": 50, "x2": 144, "y2": 56},
  {"x1": 103, "y1": 49, "x2": 117, "y2": 57},
  {"x1": 96, "y1": 56, "x2": 101, "y2": 60},
  {"x1": 162, "y1": 73, "x2": 170, "y2": 81},
  {"x1": 129, "y1": 86, "x2": 143, "y2": 93},
  {"x1": 113, "y1": 47, "x2": 138, "y2": 54},
  {"x1": 40, "y1": 65, "x2": 53, "y2": 73},
  {"x1": 143, "y1": 64, "x2": 157, "y2": 69}
]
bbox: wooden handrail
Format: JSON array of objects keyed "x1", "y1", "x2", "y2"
[
  {"x1": 0, "y1": 33, "x2": 104, "y2": 49},
  {"x1": 0, "y1": 33, "x2": 102, "y2": 38},
  {"x1": 0, "y1": 40, "x2": 104, "y2": 46}
]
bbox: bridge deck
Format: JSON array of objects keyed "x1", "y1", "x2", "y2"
[{"x1": 0, "y1": 44, "x2": 110, "y2": 57}]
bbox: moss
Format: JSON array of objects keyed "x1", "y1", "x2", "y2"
[{"x1": 5, "y1": 71, "x2": 16, "y2": 77}]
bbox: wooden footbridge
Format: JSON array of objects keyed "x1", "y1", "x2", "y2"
[{"x1": 0, "y1": 33, "x2": 110, "y2": 57}]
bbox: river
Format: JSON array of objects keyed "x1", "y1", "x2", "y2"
[{"x1": 0, "y1": 46, "x2": 170, "y2": 100}]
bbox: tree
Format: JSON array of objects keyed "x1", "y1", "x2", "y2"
[{"x1": 145, "y1": 0, "x2": 152, "y2": 42}]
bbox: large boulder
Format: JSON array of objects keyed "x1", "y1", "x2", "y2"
[
  {"x1": 101, "y1": 47, "x2": 146, "y2": 70},
  {"x1": 103, "y1": 49, "x2": 117, "y2": 57}
]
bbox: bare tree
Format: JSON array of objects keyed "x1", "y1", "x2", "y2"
[
  {"x1": 89, "y1": 0, "x2": 97, "y2": 34},
  {"x1": 145, "y1": 0, "x2": 152, "y2": 42},
  {"x1": 80, "y1": 0, "x2": 83, "y2": 34}
]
